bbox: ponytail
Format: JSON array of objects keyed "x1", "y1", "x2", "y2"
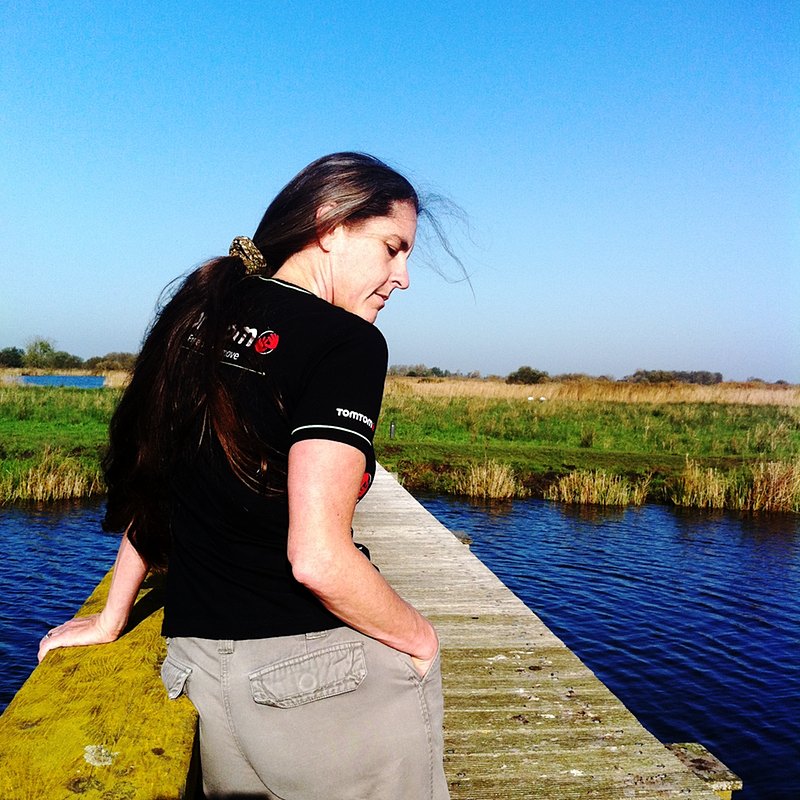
[{"x1": 102, "y1": 255, "x2": 252, "y2": 567}]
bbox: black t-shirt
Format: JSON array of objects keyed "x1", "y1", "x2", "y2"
[{"x1": 162, "y1": 278, "x2": 387, "y2": 639}]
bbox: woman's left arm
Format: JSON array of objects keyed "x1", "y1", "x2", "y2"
[
  {"x1": 287, "y1": 439, "x2": 439, "y2": 666},
  {"x1": 37, "y1": 531, "x2": 149, "y2": 662}
]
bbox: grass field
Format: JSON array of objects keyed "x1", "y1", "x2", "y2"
[
  {"x1": 374, "y1": 378, "x2": 800, "y2": 510},
  {"x1": 1, "y1": 373, "x2": 798, "y2": 511},
  {"x1": 0, "y1": 384, "x2": 117, "y2": 503}
]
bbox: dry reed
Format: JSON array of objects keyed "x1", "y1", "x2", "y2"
[
  {"x1": 0, "y1": 448, "x2": 104, "y2": 504},
  {"x1": 386, "y1": 377, "x2": 799, "y2": 407},
  {"x1": 670, "y1": 459, "x2": 730, "y2": 509},
  {"x1": 453, "y1": 460, "x2": 527, "y2": 500},
  {"x1": 671, "y1": 458, "x2": 800, "y2": 513},
  {"x1": 545, "y1": 470, "x2": 651, "y2": 506},
  {"x1": 102, "y1": 370, "x2": 131, "y2": 388}
]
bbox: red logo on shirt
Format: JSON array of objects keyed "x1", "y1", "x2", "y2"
[
  {"x1": 357, "y1": 472, "x2": 372, "y2": 500},
  {"x1": 254, "y1": 331, "x2": 279, "y2": 354}
]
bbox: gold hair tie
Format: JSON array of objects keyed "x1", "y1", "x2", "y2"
[{"x1": 229, "y1": 236, "x2": 266, "y2": 275}]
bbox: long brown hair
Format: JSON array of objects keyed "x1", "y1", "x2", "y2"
[{"x1": 102, "y1": 153, "x2": 419, "y2": 567}]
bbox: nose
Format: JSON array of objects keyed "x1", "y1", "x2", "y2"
[{"x1": 393, "y1": 256, "x2": 410, "y2": 290}]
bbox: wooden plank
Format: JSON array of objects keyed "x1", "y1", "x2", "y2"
[{"x1": 354, "y1": 466, "x2": 723, "y2": 799}]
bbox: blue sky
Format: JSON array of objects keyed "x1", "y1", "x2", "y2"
[{"x1": 2, "y1": 1, "x2": 797, "y2": 381}]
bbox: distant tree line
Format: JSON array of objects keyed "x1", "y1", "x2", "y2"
[
  {"x1": 505, "y1": 366, "x2": 729, "y2": 385},
  {"x1": 390, "y1": 364, "x2": 788, "y2": 386},
  {"x1": 621, "y1": 369, "x2": 723, "y2": 385},
  {"x1": 388, "y1": 364, "x2": 482, "y2": 379},
  {"x1": 0, "y1": 338, "x2": 137, "y2": 371}
]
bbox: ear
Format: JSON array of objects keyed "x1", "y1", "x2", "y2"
[{"x1": 315, "y1": 204, "x2": 341, "y2": 252}]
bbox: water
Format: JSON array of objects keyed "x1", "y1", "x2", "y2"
[
  {"x1": 19, "y1": 375, "x2": 106, "y2": 388},
  {"x1": 1, "y1": 499, "x2": 797, "y2": 799},
  {"x1": 0, "y1": 502, "x2": 121, "y2": 710},
  {"x1": 419, "y1": 496, "x2": 800, "y2": 800}
]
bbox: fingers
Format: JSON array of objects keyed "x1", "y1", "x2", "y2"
[
  {"x1": 38, "y1": 630, "x2": 57, "y2": 662},
  {"x1": 36, "y1": 616, "x2": 97, "y2": 662},
  {"x1": 410, "y1": 653, "x2": 435, "y2": 679}
]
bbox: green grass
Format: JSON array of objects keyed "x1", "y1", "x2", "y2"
[
  {"x1": 374, "y1": 392, "x2": 800, "y2": 509},
  {"x1": 0, "y1": 386, "x2": 118, "y2": 504},
  {"x1": 376, "y1": 395, "x2": 800, "y2": 458}
]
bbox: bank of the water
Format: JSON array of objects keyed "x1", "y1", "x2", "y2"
[
  {"x1": 375, "y1": 438, "x2": 731, "y2": 497},
  {"x1": 419, "y1": 494, "x2": 800, "y2": 800},
  {"x1": 375, "y1": 441, "x2": 800, "y2": 512},
  {"x1": 1, "y1": 382, "x2": 797, "y2": 509},
  {"x1": 0, "y1": 384, "x2": 115, "y2": 504}
]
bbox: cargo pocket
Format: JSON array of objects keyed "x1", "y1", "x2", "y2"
[
  {"x1": 249, "y1": 642, "x2": 367, "y2": 709},
  {"x1": 160, "y1": 655, "x2": 192, "y2": 700}
]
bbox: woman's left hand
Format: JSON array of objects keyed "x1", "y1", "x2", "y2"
[{"x1": 37, "y1": 614, "x2": 119, "y2": 663}]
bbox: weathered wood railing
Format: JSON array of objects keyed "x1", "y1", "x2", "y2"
[
  {"x1": 0, "y1": 573, "x2": 199, "y2": 799},
  {"x1": 0, "y1": 466, "x2": 742, "y2": 799}
]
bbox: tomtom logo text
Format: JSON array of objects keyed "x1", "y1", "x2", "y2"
[{"x1": 336, "y1": 408, "x2": 375, "y2": 430}]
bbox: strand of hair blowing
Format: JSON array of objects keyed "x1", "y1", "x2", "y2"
[{"x1": 102, "y1": 256, "x2": 249, "y2": 568}]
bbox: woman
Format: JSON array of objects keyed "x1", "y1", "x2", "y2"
[{"x1": 38, "y1": 153, "x2": 449, "y2": 800}]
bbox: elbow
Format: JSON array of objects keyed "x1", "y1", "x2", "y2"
[
  {"x1": 288, "y1": 544, "x2": 337, "y2": 595},
  {"x1": 290, "y1": 557, "x2": 320, "y2": 591}
]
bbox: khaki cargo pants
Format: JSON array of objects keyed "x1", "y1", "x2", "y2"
[{"x1": 162, "y1": 627, "x2": 449, "y2": 799}]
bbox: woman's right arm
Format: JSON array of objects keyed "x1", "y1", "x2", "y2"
[
  {"x1": 37, "y1": 532, "x2": 148, "y2": 662},
  {"x1": 287, "y1": 439, "x2": 439, "y2": 672}
]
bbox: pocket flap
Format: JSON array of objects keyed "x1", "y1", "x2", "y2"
[
  {"x1": 161, "y1": 655, "x2": 192, "y2": 699},
  {"x1": 249, "y1": 642, "x2": 366, "y2": 708}
]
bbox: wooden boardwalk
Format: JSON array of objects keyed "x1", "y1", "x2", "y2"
[{"x1": 355, "y1": 466, "x2": 722, "y2": 799}]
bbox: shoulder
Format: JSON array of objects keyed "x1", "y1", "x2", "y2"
[{"x1": 258, "y1": 279, "x2": 387, "y2": 360}]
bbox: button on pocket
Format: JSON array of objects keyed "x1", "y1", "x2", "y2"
[
  {"x1": 160, "y1": 655, "x2": 192, "y2": 700},
  {"x1": 249, "y1": 642, "x2": 367, "y2": 708}
]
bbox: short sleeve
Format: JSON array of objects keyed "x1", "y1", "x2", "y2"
[{"x1": 289, "y1": 321, "x2": 388, "y2": 461}]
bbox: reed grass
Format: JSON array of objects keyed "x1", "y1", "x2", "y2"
[
  {"x1": 452, "y1": 459, "x2": 528, "y2": 500},
  {"x1": 670, "y1": 458, "x2": 800, "y2": 513},
  {"x1": 741, "y1": 461, "x2": 800, "y2": 512},
  {"x1": 389, "y1": 376, "x2": 799, "y2": 406},
  {"x1": 545, "y1": 470, "x2": 651, "y2": 506},
  {"x1": 0, "y1": 447, "x2": 104, "y2": 504},
  {"x1": 670, "y1": 459, "x2": 730, "y2": 509}
]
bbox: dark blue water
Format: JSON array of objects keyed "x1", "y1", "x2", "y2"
[
  {"x1": 20, "y1": 375, "x2": 106, "y2": 388},
  {"x1": 419, "y1": 496, "x2": 800, "y2": 800},
  {"x1": 0, "y1": 502, "x2": 121, "y2": 710}
]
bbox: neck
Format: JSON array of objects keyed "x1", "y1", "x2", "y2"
[{"x1": 272, "y1": 250, "x2": 333, "y2": 303}]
